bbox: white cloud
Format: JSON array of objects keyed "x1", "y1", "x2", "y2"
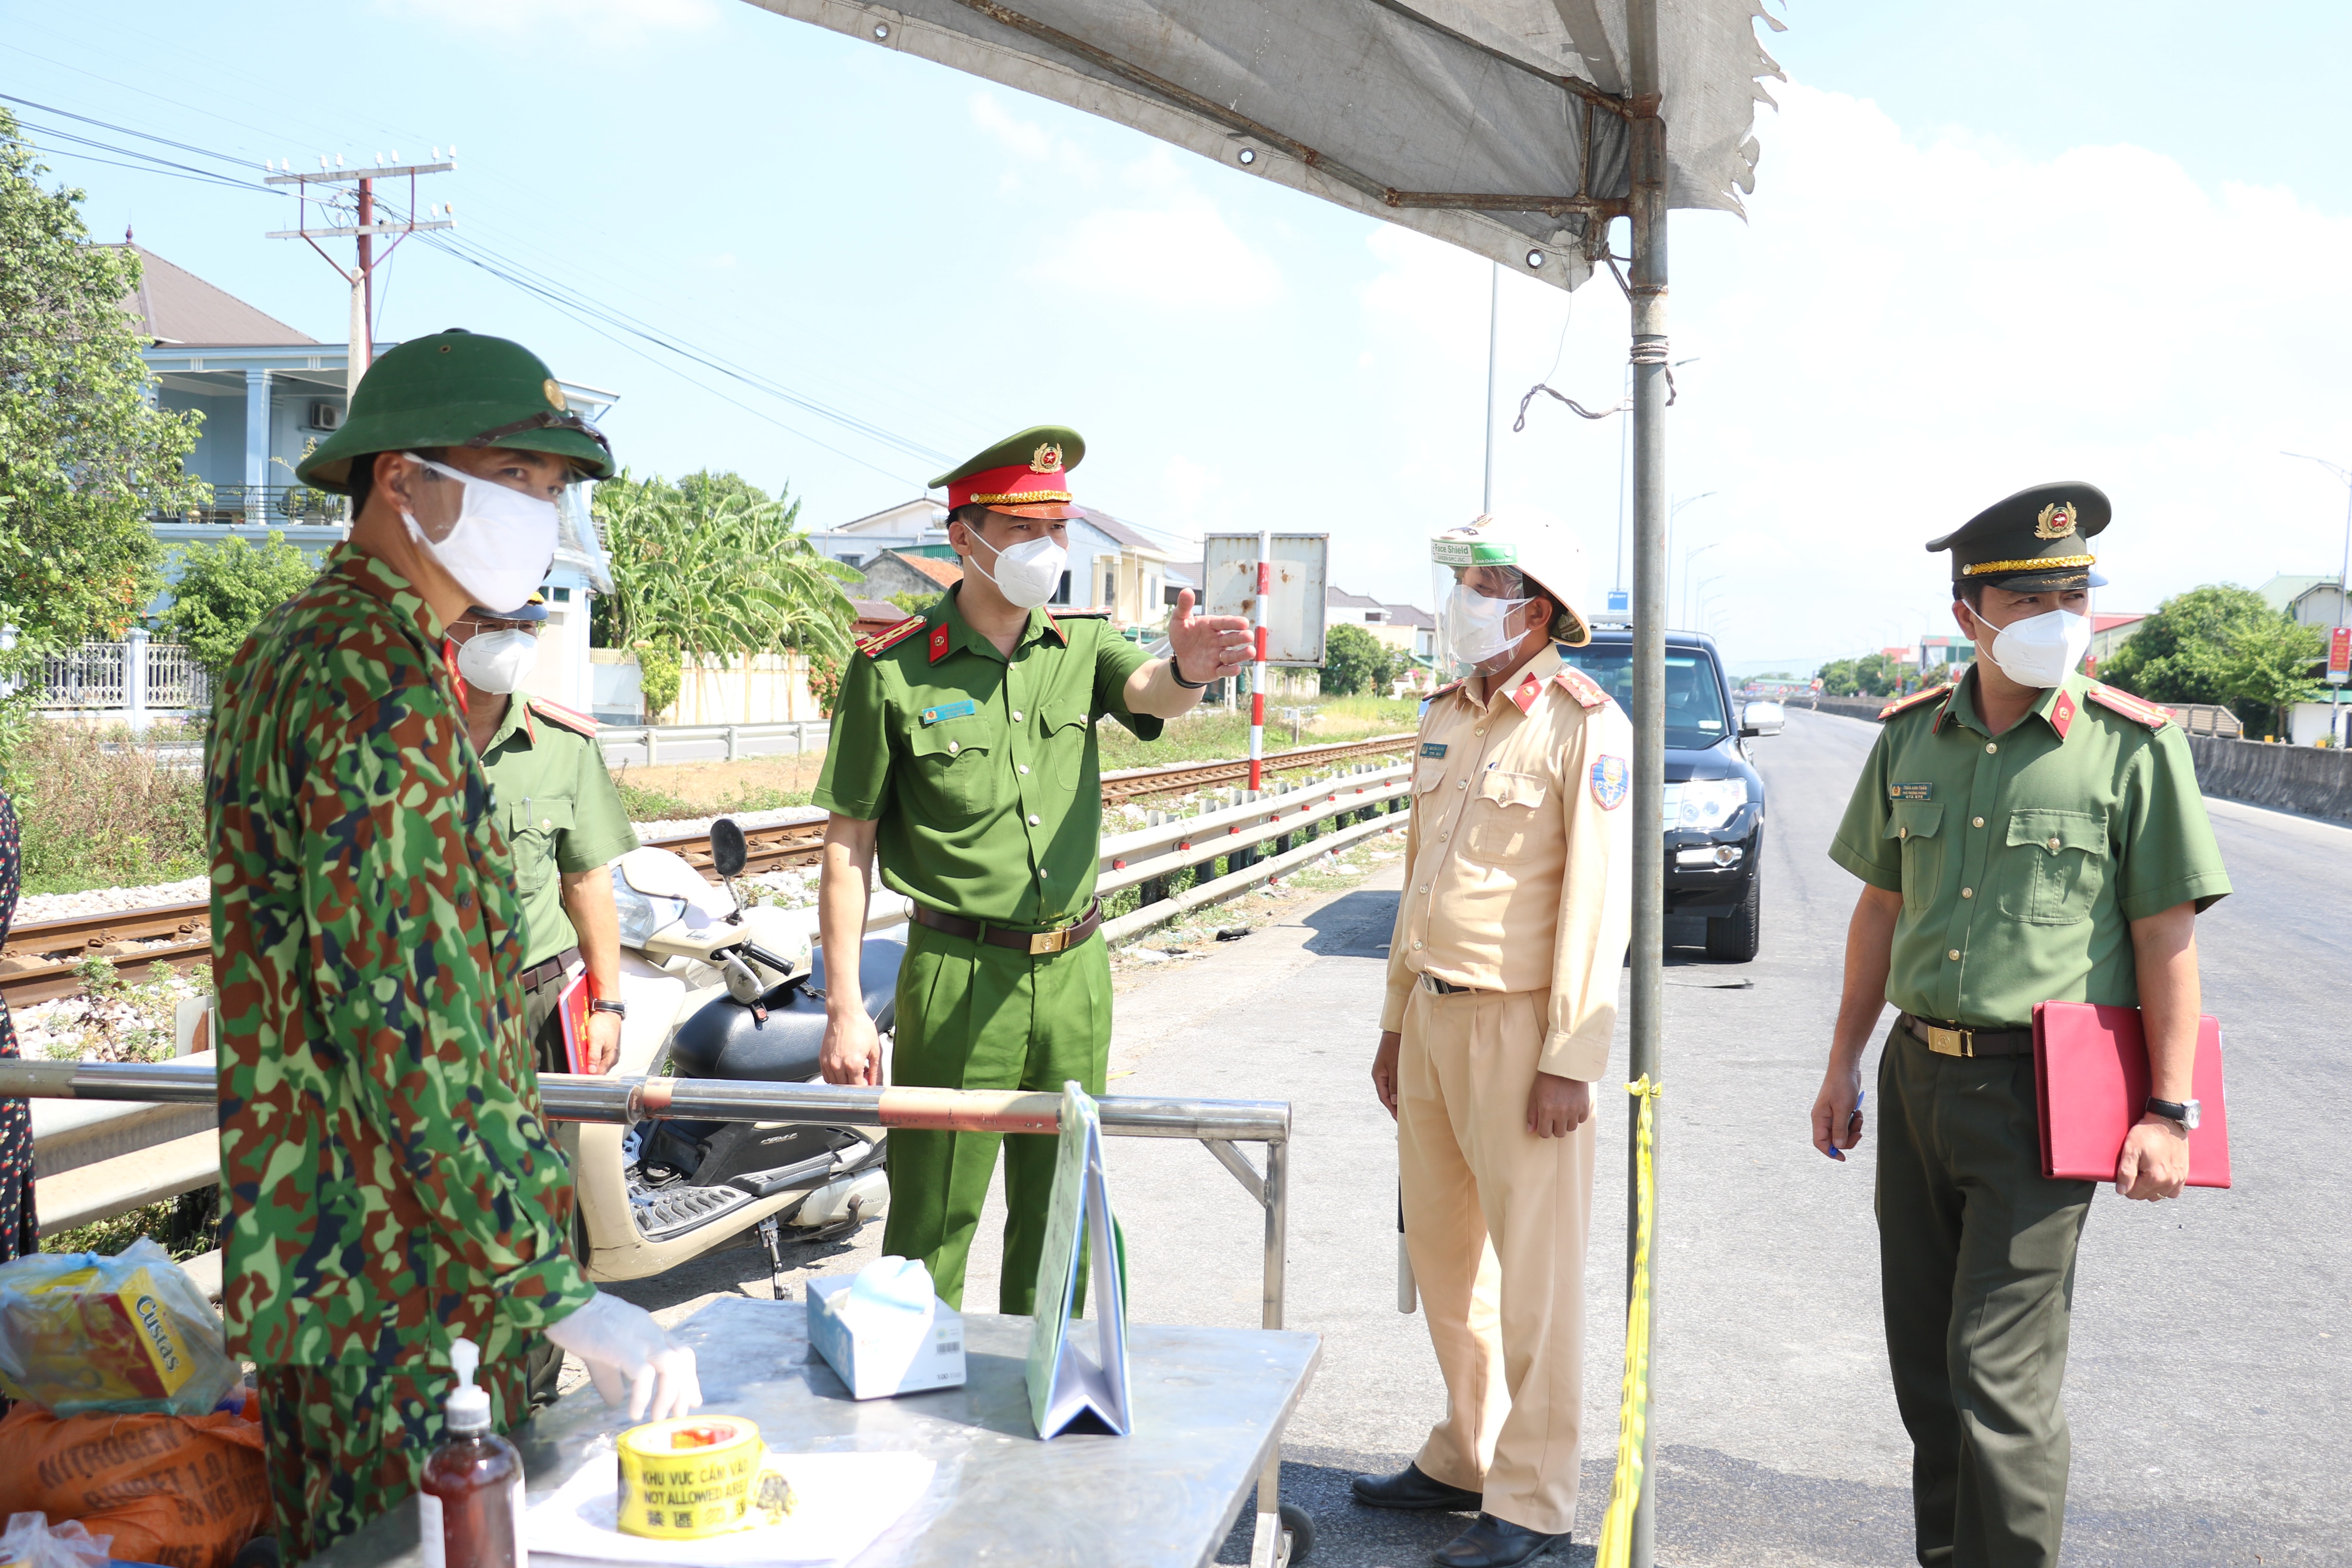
[
  {"x1": 1027, "y1": 148, "x2": 1284, "y2": 309},
  {"x1": 1337, "y1": 80, "x2": 2352, "y2": 665}
]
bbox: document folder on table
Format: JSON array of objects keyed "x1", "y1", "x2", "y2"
[{"x1": 2031, "y1": 1000, "x2": 2231, "y2": 1187}]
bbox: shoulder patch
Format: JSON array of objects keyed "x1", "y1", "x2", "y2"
[
  {"x1": 2084, "y1": 682, "x2": 2172, "y2": 730},
  {"x1": 1877, "y1": 683, "x2": 1951, "y2": 722},
  {"x1": 1552, "y1": 665, "x2": 1608, "y2": 710},
  {"x1": 855, "y1": 616, "x2": 927, "y2": 658},
  {"x1": 526, "y1": 695, "x2": 597, "y2": 738},
  {"x1": 1426, "y1": 678, "x2": 1467, "y2": 701}
]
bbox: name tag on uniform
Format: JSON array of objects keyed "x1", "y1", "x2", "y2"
[
  {"x1": 1420, "y1": 742, "x2": 1448, "y2": 759},
  {"x1": 1889, "y1": 781, "x2": 1933, "y2": 801},
  {"x1": 920, "y1": 701, "x2": 978, "y2": 726}
]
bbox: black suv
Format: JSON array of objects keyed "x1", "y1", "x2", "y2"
[{"x1": 1558, "y1": 628, "x2": 1779, "y2": 961}]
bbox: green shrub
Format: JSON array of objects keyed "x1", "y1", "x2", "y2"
[
  {"x1": 158, "y1": 530, "x2": 321, "y2": 681},
  {"x1": 634, "y1": 641, "x2": 681, "y2": 720},
  {"x1": 16, "y1": 721, "x2": 205, "y2": 894}
]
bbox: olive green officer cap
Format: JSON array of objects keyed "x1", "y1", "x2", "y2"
[
  {"x1": 297, "y1": 328, "x2": 615, "y2": 495},
  {"x1": 1925, "y1": 481, "x2": 2111, "y2": 593}
]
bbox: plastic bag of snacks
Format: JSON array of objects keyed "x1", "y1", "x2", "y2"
[
  {"x1": 0, "y1": 1239, "x2": 239, "y2": 1416},
  {"x1": 0, "y1": 1511, "x2": 113, "y2": 1568}
]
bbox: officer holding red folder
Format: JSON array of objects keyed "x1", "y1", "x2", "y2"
[{"x1": 1813, "y1": 482, "x2": 2230, "y2": 1568}]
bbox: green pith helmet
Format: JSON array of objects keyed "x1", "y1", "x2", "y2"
[{"x1": 297, "y1": 328, "x2": 615, "y2": 495}]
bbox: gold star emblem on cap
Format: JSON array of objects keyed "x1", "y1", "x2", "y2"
[
  {"x1": 1030, "y1": 442, "x2": 1063, "y2": 474},
  {"x1": 2034, "y1": 502, "x2": 2077, "y2": 540},
  {"x1": 542, "y1": 378, "x2": 567, "y2": 411}
]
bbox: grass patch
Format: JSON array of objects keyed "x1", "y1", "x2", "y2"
[
  {"x1": 31, "y1": 958, "x2": 202, "y2": 1062},
  {"x1": 1098, "y1": 698, "x2": 1418, "y2": 772},
  {"x1": 43, "y1": 1189, "x2": 219, "y2": 1262},
  {"x1": 15, "y1": 721, "x2": 208, "y2": 895}
]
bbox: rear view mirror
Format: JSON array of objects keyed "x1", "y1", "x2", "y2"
[
  {"x1": 1740, "y1": 701, "x2": 1786, "y2": 738},
  {"x1": 710, "y1": 817, "x2": 749, "y2": 879}
]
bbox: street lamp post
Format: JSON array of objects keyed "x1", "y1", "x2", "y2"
[
  {"x1": 1667, "y1": 491, "x2": 1720, "y2": 629},
  {"x1": 2283, "y1": 452, "x2": 2352, "y2": 745},
  {"x1": 1681, "y1": 542, "x2": 1725, "y2": 628}
]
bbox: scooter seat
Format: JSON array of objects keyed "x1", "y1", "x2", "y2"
[{"x1": 666, "y1": 937, "x2": 906, "y2": 1084}]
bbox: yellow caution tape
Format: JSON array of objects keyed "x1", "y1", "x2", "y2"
[{"x1": 1595, "y1": 1076, "x2": 1662, "y2": 1568}]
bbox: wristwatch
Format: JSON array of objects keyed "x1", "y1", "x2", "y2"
[
  {"x1": 2145, "y1": 1095, "x2": 2199, "y2": 1130},
  {"x1": 589, "y1": 998, "x2": 628, "y2": 1018}
]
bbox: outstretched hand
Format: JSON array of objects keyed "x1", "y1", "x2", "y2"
[{"x1": 1167, "y1": 589, "x2": 1254, "y2": 685}]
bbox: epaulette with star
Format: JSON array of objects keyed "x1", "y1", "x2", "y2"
[
  {"x1": 855, "y1": 616, "x2": 927, "y2": 658},
  {"x1": 1878, "y1": 683, "x2": 1951, "y2": 722},
  {"x1": 1552, "y1": 665, "x2": 1609, "y2": 710},
  {"x1": 526, "y1": 695, "x2": 597, "y2": 738},
  {"x1": 2084, "y1": 682, "x2": 2172, "y2": 730}
]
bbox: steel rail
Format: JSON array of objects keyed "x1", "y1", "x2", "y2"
[{"x1": 0, "y1": 1059, "x2": 1292, "y2": 1145}]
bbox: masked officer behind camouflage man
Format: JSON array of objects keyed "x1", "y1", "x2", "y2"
[
  {"x1": 1357, "y1": 515, "x2": 1634, "y2": 1568},
  {"x1": 447, "y1": 593, "x2": 639, "y2": 1416},
  {"x1": 813, "y1": 426, "x2": 1253, "y2": 1312},
  {"x1": 447, "y1": 593, "x2": 637, "y2": 1082},
  {"x1": 1812, "y1": 483, "x2": 2230, "y2": 1568},
  {"x1": 209, "y1": 331, "x2": 698, "y2": 1559}
]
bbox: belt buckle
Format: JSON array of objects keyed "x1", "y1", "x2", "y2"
[
  {"x1": 1925, "y1": 1024, "x2": 1972, "y2": 1058},
  {"x1": 1028, "y1": 926, "x2": 1067, "y2": 956}
]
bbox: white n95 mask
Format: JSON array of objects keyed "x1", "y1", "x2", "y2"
[
  {"x1": 969, "y1": 533, "x2": 1067, "y2": 610},
  {"x1": 1982, "y1": 608, "x2": 2093, "y2": 689},
  {"x1": 1443, "y1": 584, "x2": 1532, "y2": 667},
  {"x1": 454, "y1": 629, "x2": 538, "y2": 694},
  {"x1": 400, "y1": 453, "x2": 558, "y2": 615}
]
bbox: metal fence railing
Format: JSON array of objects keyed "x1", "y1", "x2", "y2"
[
  {"x1": 34, "y1": 637, "x2": 210, "y2": 715},
  {"x1": 150, "y1": 484, "x2": 349, "y2": 527}
]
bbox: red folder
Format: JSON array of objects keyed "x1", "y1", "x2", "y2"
[
  {"x1": 2032, "y1": 1000, "x2": 2231, "y2": 1188},
  {"x1": 555, "y1": 968, "x2": 593, "y2": 1075}
]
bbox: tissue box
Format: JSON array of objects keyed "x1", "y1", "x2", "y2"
[{"x1": 806, "y1": 1276, "x2": 966, "y2": 1400}]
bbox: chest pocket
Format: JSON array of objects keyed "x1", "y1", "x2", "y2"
[
  {"x1": 1042, "y1": 702, "x2": 1092, "y2": 790},
  {"x1": 1883, "y1": 801, "x2": 1944, "y2": 917},
  {"x1": 503, "y1": 796, "x2": 576, "y2": 894},
  {"x1": 1466, "y1": 770, "x2": 1547, "y2": 861},
  {"x1": 908, "y1": 722, "x2": 998, "y2": 819},
  {"x1": 1999, "y1": 808, "x2": 2108, "y2": 925}
]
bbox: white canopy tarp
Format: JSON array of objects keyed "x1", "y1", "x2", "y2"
[{"x1": 747, "y1": 0, "x2": 1782, "y2": 290}]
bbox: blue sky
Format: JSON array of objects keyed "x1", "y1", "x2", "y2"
[{"x1": 6, "y1": 0, "x2": 2349, "y2": 675}]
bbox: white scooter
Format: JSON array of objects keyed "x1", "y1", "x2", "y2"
[{"x1": 569, "y1": 818, "x2": 899, "y2": 1298}]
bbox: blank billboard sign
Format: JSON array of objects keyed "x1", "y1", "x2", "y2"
[{"x1": 1200, "y1": 533, "x2": 1329, "y2": 668}]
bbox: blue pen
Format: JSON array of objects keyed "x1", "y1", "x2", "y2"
[{"x1": 1827, "y1": 1089, "x2": 1864, "y2": 1161}]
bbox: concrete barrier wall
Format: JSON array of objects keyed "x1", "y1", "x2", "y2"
[
  {"x1": 2185, "y1": 736, "x2": 2352, "y2": 824},
  {"x1": 1791, "y1": 695, "x2": 1887, "y2": 722}
]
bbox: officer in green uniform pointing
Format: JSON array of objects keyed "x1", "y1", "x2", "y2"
[
  {"x1": 814, "y1": 426, "x2": 1253, "y2": 1311},
  {"x1": 1811, "y1": 482, "x2": 2231, "y2": 1568}
]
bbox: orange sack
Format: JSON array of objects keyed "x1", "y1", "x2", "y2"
[{"x1": 0, "y1": 1398, "x2": 269, "y2": 1568}]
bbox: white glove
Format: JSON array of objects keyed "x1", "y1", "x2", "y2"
[{"x1": 542, "y1": 1291, "x2": 701, "y2": 1421}]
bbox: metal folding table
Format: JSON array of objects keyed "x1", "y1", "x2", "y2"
[{"x1": 306, "y1": 1295, "x2": 1320, "y2": 1567}]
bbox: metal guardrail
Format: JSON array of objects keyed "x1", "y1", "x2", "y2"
[
  {"x1": 597, "y1": 720, "x2": 830, "y2": 768},
  {"x1": 1097, "y1": 761, "x2": 1412, "y2": 941}
]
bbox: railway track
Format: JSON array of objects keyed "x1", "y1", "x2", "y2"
[{"x1": 2, "y1": 732, "x2": 1415, "y2": 1007}]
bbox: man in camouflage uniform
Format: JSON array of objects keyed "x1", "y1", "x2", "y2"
[{"x1": 209, "y1": 330, "x2": 696, "y2": 1559}]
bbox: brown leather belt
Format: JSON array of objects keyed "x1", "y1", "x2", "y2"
[
  {"x1": 521, "y1": 946, "x2": 581, "y2": 994},
  {"x1": 1901, "y1": 1012, "x2": 2033, "y2": 1059},
  {"x1": 1420, "y1": 974, "x2": 1486, "y2": 996},
  {"x1": 912, "y1": 900, "x2": 1102, "y2": 956}
]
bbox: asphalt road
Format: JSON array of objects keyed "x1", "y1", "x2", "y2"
[{"x1": 616, "y1": 708, "x2": 2348, "y2": 1565}]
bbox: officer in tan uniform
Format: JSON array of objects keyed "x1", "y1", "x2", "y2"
[{"x1": 1357, "y1": 514, "x2": 1634, "y2": 1568}]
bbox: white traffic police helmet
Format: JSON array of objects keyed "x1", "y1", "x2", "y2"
[{"x1": 1430, "y1": 513, "x2": 1594, "y2": 673}]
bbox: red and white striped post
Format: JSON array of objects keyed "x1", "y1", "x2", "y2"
[{"x1": 1248, "y1": 530, "x2": 1271, "y2": 791}]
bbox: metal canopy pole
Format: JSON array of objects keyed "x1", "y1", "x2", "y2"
[{"x1": 1625, "y1": 1, "x2": 1670, "y2": 1563}]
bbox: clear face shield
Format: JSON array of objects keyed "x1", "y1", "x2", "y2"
[{"x1": 1433, "y1": 556, "x2": 1535, "y2": 676}]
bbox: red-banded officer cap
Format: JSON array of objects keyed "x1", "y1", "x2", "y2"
[{"x1": 930, "y1": 425, "x2": 1084, "y2": 520}]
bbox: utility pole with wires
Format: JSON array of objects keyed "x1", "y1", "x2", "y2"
[{"x1": 264, "y1": 150, "x2": 456, "y2": 399}]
